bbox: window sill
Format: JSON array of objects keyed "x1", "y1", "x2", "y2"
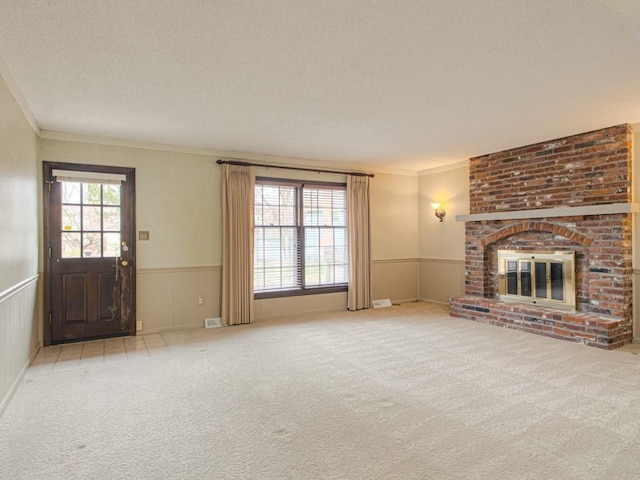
[{"x1": 254, "y1": 285, "x2": 347, "y2": 300}]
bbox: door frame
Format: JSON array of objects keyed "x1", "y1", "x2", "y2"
[{"x1": 43, "y1": 161, "x2": 136, "y2": 346}]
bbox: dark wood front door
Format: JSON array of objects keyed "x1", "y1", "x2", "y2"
[{"x1": 44, "y1": 162, "x2": 136, "y2": 345}]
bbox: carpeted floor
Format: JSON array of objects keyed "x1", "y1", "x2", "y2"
[{"x1": 2, "y1": 302, "x2": 640, "y2": 479}]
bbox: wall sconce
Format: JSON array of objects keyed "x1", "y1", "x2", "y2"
[{"x1": 431, "y1": 203, "x2": 446, "y2": 222}]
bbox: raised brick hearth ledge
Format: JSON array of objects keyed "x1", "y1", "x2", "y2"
[{"x1": 450, "y1": 296, "x2": 632, "y2": 350}]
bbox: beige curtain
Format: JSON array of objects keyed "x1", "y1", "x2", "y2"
[
  {"x1": 221, "y1": 164, "x2": 255, "y2": 325},
  {"x1": 347, "y1": 175, "x2": 372, "y2": 311}
]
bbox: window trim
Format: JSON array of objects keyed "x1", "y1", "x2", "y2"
[
  {"x1": 254, "y1": 284, "x2": 348, "y2": 300},
  {"x1": 254, "y1": 177, "x2": 348, "y2": 299}
]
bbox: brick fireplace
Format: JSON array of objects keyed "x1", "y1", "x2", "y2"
[{"x1": 450, "y1": 124, "x2": 634, "y2": 349}]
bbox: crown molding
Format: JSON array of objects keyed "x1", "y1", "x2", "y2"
[
  {"x1": 417, "y1": 159, "x2": 469, "y2": 176},
  {"x1": 0, "y1": 53, "x2": 39, "y2": 135},
  {"x1": 39, "y1": 130, "x2": 219, "y2": 157},
  {"x1": 38, "y1": 129, "x2": 420, "y2": 177}
]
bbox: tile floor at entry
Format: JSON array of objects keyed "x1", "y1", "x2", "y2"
[{"x1": 29, "y1": 334, "x2": 169, "y2": 375}]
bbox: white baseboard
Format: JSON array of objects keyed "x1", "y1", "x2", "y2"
[
  {"x1": 417, "y1": 297, "x2": 451, "y2": 306},
  {"x1": 137, "y1": 323, "x2": 204, "y2": 335}
]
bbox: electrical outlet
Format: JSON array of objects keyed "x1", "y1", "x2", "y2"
[
  {"x1": 197, "y1": 296, "x2": 204, "y2": 306},
  {"x1": 139, "y1": 231, "x2": 150, "y2": 241}
]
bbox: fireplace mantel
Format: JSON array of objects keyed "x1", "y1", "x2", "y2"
[{"x1": 455, "y1": 202, "x2": 638, "y2": 223}]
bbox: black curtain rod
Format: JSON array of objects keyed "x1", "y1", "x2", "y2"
[{"x1": 216, "y1": 159, "x2": 374, "y2": 178}]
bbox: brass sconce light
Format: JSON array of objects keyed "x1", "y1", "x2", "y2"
[{"x1": 431, "y1": 203, "x2": 446, "y2": 222}]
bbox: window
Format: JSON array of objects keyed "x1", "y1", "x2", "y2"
[
  {"x1": 60, "y1": 181, "x2": 122, "y2": 258},
  {"x1": 254, "y1": 179, "x2": 348, "y2": 297}
]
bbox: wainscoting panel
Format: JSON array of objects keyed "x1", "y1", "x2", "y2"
[
  {"x1": 0, "y1": 276, "x2": 39, "y2": 417},
  {"x1": 136, "y1": 266, "x2": 222, "y2": 332},
  {"x1": 419, "y1": 258, "x2": 465, "y2": 304},
  {"x1": 254, "y1": 292, "x2": 348, "y2": 321},
  {"x1": 371, "y1": 259, "x2": 419, "y2": 303}
]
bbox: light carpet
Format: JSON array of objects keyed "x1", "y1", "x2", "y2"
[{"x1": 2, "y1": 302, "x2": 640, "y2": 479}]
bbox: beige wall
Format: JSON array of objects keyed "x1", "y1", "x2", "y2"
[
  {"x1": 38, "y1": 140, "x2": 423, "y2": 329},
  {"x1": 417, "y1": 165, "x2": 468, "y2": 303},
  {"x1": 39, "y1": 140, "x2": 222, "y2": 268},
  {"x1": 0, "y1": 71, "x2": 40, "y2": 415},
  {"x1": 418, "y1": 165, "x2": 468, "y2": 261},
  {"x1": 39, "y1": 139, "x2": 222, "y2": 332},
  {"x1": 369, "y1": 173, "x2": 419, "y2": 302},
  {"x1": 370, "y1": 173, "x2": 419, "y2": 260},
  {"x1": 0, "y1": 83, "x2": 38, "y2": 292}
]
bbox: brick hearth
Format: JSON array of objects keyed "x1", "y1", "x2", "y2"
[
  {"x1": 450, "y1": 124, "x2": 633, "y2": 349},
  {"x1": 450, "y1": 297, "x2": 631, "y2": 349}
]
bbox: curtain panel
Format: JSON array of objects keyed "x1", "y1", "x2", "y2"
[
  {"x1": 221, "y1": 164, "x2": 255, "y2": 325},
  {"x1": 347, "y1": 175, "x2": 372, "y2": 311}
]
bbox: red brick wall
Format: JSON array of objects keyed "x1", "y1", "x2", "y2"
[
  {"x1": 469, "y1": 124, "x2": 631, "y2": 214},
  {"x1": 464, "y1": 215, "x2": 632, "y2": 318},
  {"x1": 452, "y1": 124, "x2": 634, "y2": 348}
]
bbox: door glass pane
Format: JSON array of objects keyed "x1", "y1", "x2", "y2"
[
  {"x1": 103, "y1": 233, "x2": 121, "y2": 257},
  {"x1": 535, "y1": 262, "x2": 548, "y2": 299},
  {"x1": 62, "y1": 205, "x2": 81, "y2": 231},
  {"x1": 520, "y1": 261, "x2": 532, "y2": 297},
  {"x1": 82, "y1": 183, "x2": 102, "y2": 205},
  {"x1": 83, "y1": 232, "x2": 101, "y2": 258},
  {"x1": 102, "y1": 184, "x2": 121, "y2": 205},
  {"x1": 550, "y1": 262, "x2": 564, "y2": 301},
  {"x1": 103, "y1": 207, "x2": 121, "y2": 231},
  {"x1": 83, "y1": 206, "x2": 102, "y2": 231},
  {"x1": 62, "y1": 232, "x2": 81, "y2": 258},
  {"x1": 62, "y1": 182, "x2": 81, "y2": 204}
]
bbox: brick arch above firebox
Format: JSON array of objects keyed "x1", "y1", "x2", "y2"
[{"x1": 480, "y1": 221, "x2": 593, "y2": 248}]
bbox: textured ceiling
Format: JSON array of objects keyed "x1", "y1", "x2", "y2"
[{"x1": 0, "y1": 0, "x2": 639, "y2": 172}]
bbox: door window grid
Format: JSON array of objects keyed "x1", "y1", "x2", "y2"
[{"x1": 61, "y1": 182, "x2": 122, "y2": 258}]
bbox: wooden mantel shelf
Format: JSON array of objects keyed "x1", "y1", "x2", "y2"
[{"x1": 455, "y1": 203, "x2": 639, "y2": 223}]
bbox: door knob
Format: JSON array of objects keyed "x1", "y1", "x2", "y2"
[{"x1": 121, "y1": 260, "x2": 129, "y2": 267}]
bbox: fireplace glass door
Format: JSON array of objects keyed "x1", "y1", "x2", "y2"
[{"x1": 499, "y1": 250, "x2": 575, "y2": 309}]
